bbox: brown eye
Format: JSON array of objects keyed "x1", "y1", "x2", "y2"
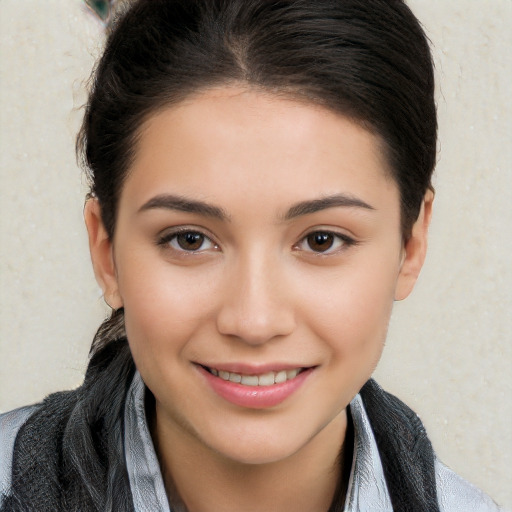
[
  {"x1": 306, "y1": 232, "x2": 335, "y2": 252},
  {"x1": 175, "y1": 232, "x2": 206, "y2": 251},
  {"x1": 295, "y1": 230, "x2": 356, "y2": 255},
  {"x1": 158, "y1": 230, "x2": 217, "y2": 253}
]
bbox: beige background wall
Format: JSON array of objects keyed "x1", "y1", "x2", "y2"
[{"x1": 1, "y1": 0, "x2": 511, "y2": 507}]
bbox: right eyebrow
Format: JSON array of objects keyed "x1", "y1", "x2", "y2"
[
  {"x1": 138, "y1": 194, "x2": 230, "y2": 221},
  {"x1": 283, "y1": 193, "x2": 375, "y2": 220}
]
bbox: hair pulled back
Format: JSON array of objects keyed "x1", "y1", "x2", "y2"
[
  {"x1": 78, "y1": 0, "x2": 436, "y2": 242},
  {"x1": 0, "y1": 4, "x2": 440, "y2": 509}
]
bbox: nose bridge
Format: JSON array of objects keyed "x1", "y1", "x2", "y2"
[{"x1": 216, "y1": 248, "x2": 295, "y2": 344}]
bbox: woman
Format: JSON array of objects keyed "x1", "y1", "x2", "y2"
[{"x1": 0, "y1": 1, "x2": 503, "y2": 511}]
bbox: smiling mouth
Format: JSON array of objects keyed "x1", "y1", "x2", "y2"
[{"x1": 202, "y1": 366, "x2": 306, "y2": 387}]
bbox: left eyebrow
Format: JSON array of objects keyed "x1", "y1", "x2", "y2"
[{"x1": 283, "y1": 194, "x2": 375, "y2": 220}]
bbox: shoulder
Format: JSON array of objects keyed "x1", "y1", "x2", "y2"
[
  {"x1": 354, "y1": 383, "x2": 505, "y2": 511},
  {"x1": 0, "y1": 404, "x2": 41, "y2": 505},
  {"x1": 435, "y1": 459, "x2": 504, "y2": 511}
]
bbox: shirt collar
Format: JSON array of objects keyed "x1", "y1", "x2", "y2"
[
  {"x1": 124, "y1": 372, "x2": 170, "y2": 512},
  {"x1": 345, "y1": 392, "x2": 392, "y2": 510}
]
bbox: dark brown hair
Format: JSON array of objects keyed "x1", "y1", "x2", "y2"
[{"x1": 78, "y1": 0, "x2": 436, "y2": 241}]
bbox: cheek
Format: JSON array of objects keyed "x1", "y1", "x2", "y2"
[
  {"x1": 297, "y1": 255, "x2": 399, "y2": 359},
  {"x1": 116, "y1": 254, "x2": 220, "y2": 364}
]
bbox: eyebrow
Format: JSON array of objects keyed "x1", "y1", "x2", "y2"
[
  {"x1": 283, "y1": 194, "x2": 375, "y2": 220},
  {"x1": 138, "y1": 194, "x2": 229, "y2": 220},
  {"x1": 138, "y1": 192, "x2": 374, "y2": 221}
]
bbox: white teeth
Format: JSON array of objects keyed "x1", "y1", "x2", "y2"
[
  {"x1": 241, "y1": 375, "x2": 259, "y2": 386},
  {"x1": 229, "y1": 373, "x2": 242, "y2": 383},
  {"x1": 208, "y1": 367, "x2": 303, "y2": 386},
  {"x1": 286, "y1": 369, "x2": 299, "y2": 379},
  {"x1": 275, "y1": 370, "x2": 287, "y2": 383},
  {"x1": 258, "y1": 372, "x2": 275, "y2": 386}
]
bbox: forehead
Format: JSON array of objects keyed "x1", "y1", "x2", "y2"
[{"x1": 120, "y1": 86, "x2": 398, "y2": 216}]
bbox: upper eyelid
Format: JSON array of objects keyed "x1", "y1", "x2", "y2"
[
  {"x1": 299, "y1": 231, "x2": 354, "y2": 243},
  {"x1": 297, "y1": 226, "x2": 357, "y2": 242},
  {"x1": 157, "y1": 225, "x2": 217, "y2": 242}
]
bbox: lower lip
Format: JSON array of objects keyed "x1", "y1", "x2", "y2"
[{"x1": 198, "y1": 366, "x2": 313, "y2": 409}]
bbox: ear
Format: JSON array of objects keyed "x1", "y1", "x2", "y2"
[
  {"x1": 394, "y1": 189, "x2": 434, "y2": 301},
  {"x1": 84, "y1": 198, "x2": 123, "y2": 309}
]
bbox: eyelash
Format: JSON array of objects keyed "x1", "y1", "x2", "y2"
[{"x1": 157, "y1": 228, "x2": 357, "y2": 256}]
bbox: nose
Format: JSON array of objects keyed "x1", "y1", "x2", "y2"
[{"x1": 216, "y1": 253, "x2": 296, "y2": 345}]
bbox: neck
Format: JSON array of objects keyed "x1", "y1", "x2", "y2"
[{"x1": 149, "y1": 400, "x2": 352, "y2": 512}]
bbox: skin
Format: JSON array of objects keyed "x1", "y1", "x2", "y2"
[{"x1": 85, "y1": 86, "x2": 433, "y2": 512}]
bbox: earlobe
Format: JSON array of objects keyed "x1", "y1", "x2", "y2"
[
  {"x1": 394, "y1": 189, "x2": 434, "y2": 301},
  {"x1": 84, "y1": 199, "x2": 123, "y2": 309}
]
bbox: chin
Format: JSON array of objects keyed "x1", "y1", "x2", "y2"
[
  {"x1": 199, "y1": 410, "x2": 343, "y2": 468},
  {"x1": 210, "y1": 435, "x2": 307, "y2": 466}
]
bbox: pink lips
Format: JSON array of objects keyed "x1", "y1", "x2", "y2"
[{"x1": 198, "y1": 365, "x2": 313, "y2": 409}]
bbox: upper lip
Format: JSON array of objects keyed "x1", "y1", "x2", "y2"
[{"x1": 195, "y1": 362, "x2": 314, "y2": 375}]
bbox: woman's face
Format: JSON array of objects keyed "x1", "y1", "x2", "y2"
[{"x1": 87, "y1": 86, "x2": 430, "y2": 465}]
